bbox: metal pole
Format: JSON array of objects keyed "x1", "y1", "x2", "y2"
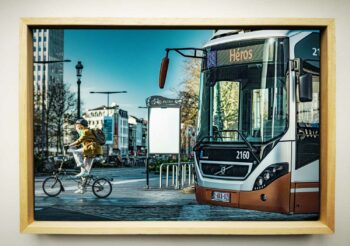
[
  {"x1": 175, "y1": 165, "x2": 178, "y2": 188},
  {"x1": 77, "y1": 78, "x2": 81, "y2": 118},
  {"x1": 166, "y1": 165, "x2": 169, "y2": 187},
  {"x1": 159, "y1": 163, "x2": 163, "y2": 188},
  {"x1": 145, "y1": 106, "x2": 150, "y2": 189},
  {"x1": 107, "y1": 93, "x2": 110, "y2": 111},
  {"x1": 106, "y1": 93, "x2": 109, "y2": 164},
  {"x1": 146, "y1": 152, "x2": 149, "y2": 189},
  {"x1": 177, "y1": 153, "x2": 181, "y2": 189}
]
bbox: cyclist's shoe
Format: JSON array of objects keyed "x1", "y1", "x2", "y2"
[
  {"x1": 74, "y1": 188, "x2": 86, "y2": 194},
  {"x1": 75, "y1": 170, "x2": 89, "y2": 177}
]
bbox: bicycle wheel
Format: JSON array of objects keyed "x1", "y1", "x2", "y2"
[
  {"x1": 92, "y1": 178, "x2": 112, "y2": 198},
  {"x1": 42, "y1": 176, "x2": 63, "y2": 197}
]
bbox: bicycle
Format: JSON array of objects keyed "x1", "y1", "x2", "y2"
[{"x1": 42, "y1": 146, "x2": 113, "y2": 198}]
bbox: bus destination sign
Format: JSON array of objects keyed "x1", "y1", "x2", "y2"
[{"x1": 216, "y1": 43, "x2": 269, "y2": 66}]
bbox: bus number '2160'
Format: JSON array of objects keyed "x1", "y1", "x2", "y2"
[{"x1": 236, "y1": 150, "x2": 250, "y2": 160}]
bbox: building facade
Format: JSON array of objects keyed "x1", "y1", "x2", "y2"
[
  {"x1": 82, "y1": 105, "x2": 129, "y2": 157},
  {"x1": 117, "y1": 109, "x2": 129, "y2": 157},
  {"x1": 33, "y1": 29, "x2": 64, "y2": 156},
  {"x1": 82, "y1": 105, "x2": 118, "y2": 155},
  {"x1": 128, "y1": 115, "x2": 148, "y2": 156},
  {"x1": 84, "y1": 105, "x2": 118, "y2": 130},
  {"x1": 33, "y1": 29, "x2": 64, "y2": 111}
]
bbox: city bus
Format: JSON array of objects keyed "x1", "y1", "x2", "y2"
[{"x1": 159, "y1": 30, "x2": 320, "y2": 214}]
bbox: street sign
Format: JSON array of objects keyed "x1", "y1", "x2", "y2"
[
  {"x1": 146, "y1": 96, "x2": 181, "y2": 154},
  {"x1": 149, "y1": 107, "x2": 180, "y2": 154},
  {"x1": 103, "y1": 116, "x2": 114, "y2": 145}
]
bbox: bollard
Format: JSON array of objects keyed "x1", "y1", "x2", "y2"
[
  {"x1": 166, "y1": 165, "x2": 170, "y2": 187},
  {"x1": 159, "y1": 163, "x2": 163, "y2": 188}
]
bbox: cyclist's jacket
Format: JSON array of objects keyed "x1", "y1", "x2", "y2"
[{"x1": 75, "y1": 128, "x2": 103, "y2": 157}]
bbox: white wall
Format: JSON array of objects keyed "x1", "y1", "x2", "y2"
[{"x1": 0, "y1": 0, "x2": 349, "y2": 245}]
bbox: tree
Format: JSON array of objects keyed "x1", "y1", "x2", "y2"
[
  {"x1": 175, "y1": 59, "x2": 201, "y2": 154},
  {"x1": 213, "y1": 81, "x2": 240, "y2": 140},
  {"x1": 47, "y1": 82, "x2": 76, "y2": 154},
  {"x1": 178, "y1": 58, "x2": 201, "y2": 126}
]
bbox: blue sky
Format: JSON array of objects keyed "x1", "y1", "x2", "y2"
[{"x1": 63, "y1": 29, "x2": 213, "y2": 119}]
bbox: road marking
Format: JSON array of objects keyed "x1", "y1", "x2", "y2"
[
  {"x1": 111, "y1": 178, "x2": 149, "y2": 185},
  {"x1": 36, "y1": 178, "x2": 156, "y2": 195}
]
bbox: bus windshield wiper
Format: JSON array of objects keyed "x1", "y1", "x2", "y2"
[{"x1": 220, "y1": 129, "x2": 260, "y2": 163}]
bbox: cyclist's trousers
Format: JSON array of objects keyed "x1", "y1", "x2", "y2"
[{"x1": 71, "y1": 148, "x2": 94, "y2": 173}]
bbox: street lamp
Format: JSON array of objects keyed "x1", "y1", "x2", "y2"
[
  {"x1": 75, "y1": 61, "x2": 84, "y2": 118},
  {"x1": 90, "y1": 90, "x2": 128, "y2": 163},
  {"x1": 34, "y1": 59, "x2": 71, "y2": 64},
  {"x1": 90, "y1": 91, "x2": 127, "y2": 109},
  {"x1": 33, "y1": 59, "x2": 71, "y2": 160}
]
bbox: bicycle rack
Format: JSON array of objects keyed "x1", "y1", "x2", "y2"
[{"x1": 159, "y1": 162, "x2": 195, "y2": 189}]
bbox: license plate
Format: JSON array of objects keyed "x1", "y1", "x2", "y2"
[{"x1": 211, "y1": 191, "x2": 230, "y2": 202}]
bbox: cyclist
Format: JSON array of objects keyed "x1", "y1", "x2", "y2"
[{"x1": 68, "y1": 118, "x2": 103, "y2": 194}]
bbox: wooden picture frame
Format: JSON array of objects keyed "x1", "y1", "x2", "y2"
[{"x1": 19, "y1": 18, "x2": 336, "y2": 235}]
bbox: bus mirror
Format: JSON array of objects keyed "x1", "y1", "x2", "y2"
[
  {"x1": 299, "y1": 73, "x2": 313, "y2": 102},
  {"x1": 159, "y1": 57, "x2": 169, "y2": 89}
]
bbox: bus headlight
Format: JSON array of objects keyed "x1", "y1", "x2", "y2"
[
  {"x1": 263, "y1": 170, "x2": 271, "y2": 181},
  {"x1": 256, "y1": 176, "x2": 264, "y2": 187},
  {"x1": 253, "y1": 163, "x2": 289, "y2": 190}
]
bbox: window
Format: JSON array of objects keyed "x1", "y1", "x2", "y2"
[{"x1": 212, "y1": 81, "x2": 240, "y2": 141}]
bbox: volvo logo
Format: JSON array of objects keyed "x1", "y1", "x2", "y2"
[
  {"x1": 220, "y1": 166, "x2": 226, "y2": 175},
  {"x1": 214, "y1": 165, "x2": 234, "y2": 176}
]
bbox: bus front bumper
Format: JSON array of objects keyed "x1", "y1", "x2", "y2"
[{"x1": 195, "y1": 173, "x2": 292, "y2": 214}]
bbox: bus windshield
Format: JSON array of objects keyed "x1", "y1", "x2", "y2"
[{"x1": 197, "y1": 37, "x2": 289, "y2": 143}]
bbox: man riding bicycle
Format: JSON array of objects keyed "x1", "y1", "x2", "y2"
[{"x1": 67, "y1": 118, "x2": 103, "y2": 194}]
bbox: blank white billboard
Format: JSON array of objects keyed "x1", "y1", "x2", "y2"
[{"x1": 149, "y1": 107, "x2": 180, "y2": 154}]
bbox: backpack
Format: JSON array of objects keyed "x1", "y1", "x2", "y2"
[{"x1": 91, "y1": 128, "x2": 106, "y2": 145}]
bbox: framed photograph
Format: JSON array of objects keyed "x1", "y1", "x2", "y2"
[{"x1": 19, "y1": 18, "x2": 335, "y2": 235}]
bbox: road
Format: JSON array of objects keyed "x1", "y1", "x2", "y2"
[{"x1": 35, "y1": 167, "x2": 318, "y2": 221}]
